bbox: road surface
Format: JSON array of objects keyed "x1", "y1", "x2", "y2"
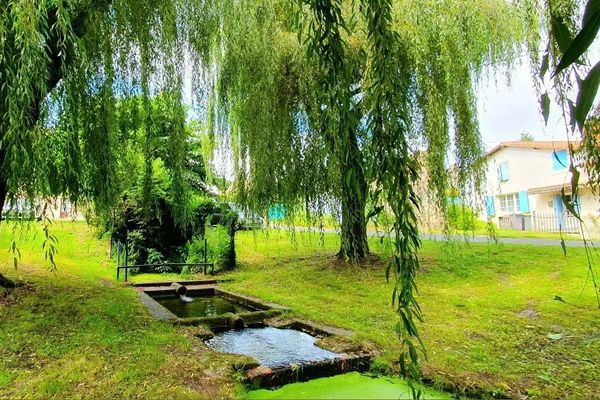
[{"x1": 275, "y1": 226, "x2": 589, "y2": 248}]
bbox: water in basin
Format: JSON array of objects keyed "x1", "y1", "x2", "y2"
[
  {"x1": 205, "y1": 326, "x2": 339, "y2": 368},
  {"x1": 154, "y1": 295, "x2": 252, "y2": 318}
]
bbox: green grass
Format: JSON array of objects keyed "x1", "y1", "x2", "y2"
[
  {"x1": 222, "y1": 229, "x2": 600, "y2": 399},
  {"x1": 0, "y1": 221, "x2": 240, "y2": 399},
  {"x1": 1, "y1": 222, "x2": 599, "y2": 399}
]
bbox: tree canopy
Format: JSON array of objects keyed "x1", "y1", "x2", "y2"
[
  {"x1": 199, "y1": 0, "x2": 527, "y2": 254},
  {"x1": 196, "y1": 0, "x2": 532, "y2": 386}
]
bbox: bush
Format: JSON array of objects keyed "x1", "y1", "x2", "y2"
[
  {"x1": 147, "y1": 248, "x2": 172, "y2": 273},
  {"x1": 447, "y1": 204, "x2": 486, "y2": 231},
  {"x1": 185, "y1": 225, "x2": 231, "y2": 271}
]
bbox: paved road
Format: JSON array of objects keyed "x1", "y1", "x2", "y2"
[
  {"x1": 279, "y1": 226, "x2": 588, "y2": 248},
  {"x1": 421, "y1": 233, "x2": 587, "y2": 248}
]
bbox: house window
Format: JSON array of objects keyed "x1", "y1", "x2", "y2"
[{"x1": 498, "y1": 193, "x2": 520, "y2": 214}]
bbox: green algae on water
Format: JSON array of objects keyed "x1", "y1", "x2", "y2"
[{"x1": 245, "y1": 372, "x2": 451, "y2": 399}]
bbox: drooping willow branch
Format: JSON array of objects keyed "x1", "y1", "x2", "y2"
[{"x1": 359, "y1": 0, "x2": 425, "y2": 393}]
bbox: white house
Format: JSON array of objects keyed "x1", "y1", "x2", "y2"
[
  {"x1": 1, "y1": 196, "x2": 84, "y2": 221},
  {"x1": 482, "y1": 141, "x2": 600, "y2": 236}
]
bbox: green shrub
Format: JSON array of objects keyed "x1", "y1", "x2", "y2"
[
  {"x1": 185, "y1": 225, "x2": 231, "y2": 271},
  {"x1": 447, "y1": 204, "x2": 486, "y2": 231},
  {"x1": 147, "y1": 248, "x2": 171, "y2": 273}
]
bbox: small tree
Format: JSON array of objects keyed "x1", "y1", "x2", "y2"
[{"x1": 520, "y1": 132, "x2": 535, "y2": 141}]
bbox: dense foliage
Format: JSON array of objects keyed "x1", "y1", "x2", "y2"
[
  {"x1": 198, "y1": 0, "x2": 527, "y2": 260},
  {"x1": 98, "y1": 94, "x2": 236, "y2": 272}
]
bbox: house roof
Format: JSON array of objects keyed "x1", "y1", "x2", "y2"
[{"x1": 486, "y1": 141, "x2": 581, "y2": 157}]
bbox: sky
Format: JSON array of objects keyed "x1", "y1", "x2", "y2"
[
  {"x1": 476, "y1": 59, "x2": 564, "y2": 151},
  {"x1": 478, "y1": 42, "x2": 600, "y2": 151}
]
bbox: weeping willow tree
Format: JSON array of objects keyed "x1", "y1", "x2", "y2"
[
  {"x1": 200, "y1": 0, "x2": 527, "y2": 259},
  {"x1": 196, "y1": 0, "x2": 533, "y2": 387}
]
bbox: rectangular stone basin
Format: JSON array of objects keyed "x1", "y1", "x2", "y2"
[
  {"x1": 152, "y1": 294, "x2": 255, "y2": 318},
  {"x1": 205, "y1": 323, "x2": 374, "y2": 389},
  {"x1": 136, "y1": 281, "x2": 290, "y2": 329}
]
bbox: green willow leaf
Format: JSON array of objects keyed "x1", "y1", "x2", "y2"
[
  {"x1": 554, "y1": 295, "x2": 567, "y2": 303},
  {"x1": 540, "y1": 51, "x2": 549, "y2": 79},
  {"x1": 556, "y1": 8, "x2": 600, "y2": 74},
  {"x1": 541, "y1": 92, "x2": 551, "y2": 124},
  {"x1": 551, "y1": 13, "x2": 574, "y2": 54},
  {"x1": 583, "y1": 0, "x2": 600, "y2": 26},
  {"x1": 562, "y1": 187, "x2": 580, "y2": 220},
  {"x1": 560, "y1": 235, "x2": 567, "y2": 257},
  {"x1": 575, "y1": 61, "x2": 600, "y2": 130}
]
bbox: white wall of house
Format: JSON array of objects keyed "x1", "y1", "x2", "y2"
[{"x1": 46, "y1": 198, "x2": 85, "y2": 221}]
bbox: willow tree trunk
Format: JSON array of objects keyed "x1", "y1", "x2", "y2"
[
  {"x1": 337, "y1": 123, "x2": 369, "y2": 261},
  {"x1": 0, "y1": 151, "x2": 14, "y2": 288},
  {"x1": 0, "y1": 150, "x2": 6, "y2": 220}
]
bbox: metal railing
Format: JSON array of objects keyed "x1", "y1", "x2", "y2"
[
  {"x1": 497, "y1": 212, "x2": 580, "y2": 234},
  {"x1": 112, "y1": 238, "x2": 214, "y2": 282},
  {"x1": 532, "y1": 211, "x2": 579, "y2": 234}
]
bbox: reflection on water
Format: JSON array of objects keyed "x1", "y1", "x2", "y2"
[
  {"x1": 154, "y1": 295, "x2": 252, "y2": 318},
  {"x1": 206, "y1": 327, "x2": 339, "y2": 367}
]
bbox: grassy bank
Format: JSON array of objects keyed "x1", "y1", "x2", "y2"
[
  {"x1": 1, "y1": 222, "x2": 598, "y2": 399},
  {"x1": 0, "y1": 222, "x2": 239, "y2": 399},
  {"x1": 224, "y1": 229, "x2": 599, "y2": 399}
]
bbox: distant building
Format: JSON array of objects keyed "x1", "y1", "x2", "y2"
[
  {"x1": 482, "y1": 140, "x2": 599, "y2": 236},
  {"x1": 2, "y1": 197, "x2": 84, "y2": 221}
]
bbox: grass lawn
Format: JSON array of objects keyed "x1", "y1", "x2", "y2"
[
  {"x1": 0, "y1": 221, "x2": 241, "y2": 399},
  {"x1": 224, "y1": 229, "x2": 600, "y2": 399},
  {"x1": 1, "y1": 222, "x2": 599, "y2": 399}
]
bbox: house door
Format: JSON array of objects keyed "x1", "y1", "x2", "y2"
[{"x1": 553, "y1": 194, "x2": 564, "y2": 229}]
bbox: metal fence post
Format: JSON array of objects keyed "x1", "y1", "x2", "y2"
[{"x1": 124, "y1": 231, "x2": 129, "y2": 282}]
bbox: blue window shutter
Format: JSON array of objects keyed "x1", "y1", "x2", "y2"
[
  {"x1": 552, "y1": 150, "x2": 568, "y2": 170},
  {"x1": 268, "y1": 204, "x2": 286, "y2": 221},
  {"x1": 486, "y1": 196, "x2": 495, "y2": 217},
  {"x1": 573, "y1": 194, "x2": 581, "y2": 213},
  {"x1": 499, "y1": 163, "x2": 509, "y2": 181},
  {"x1": 518, "y1": 191, "x2": 530, "y2": 213}
]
